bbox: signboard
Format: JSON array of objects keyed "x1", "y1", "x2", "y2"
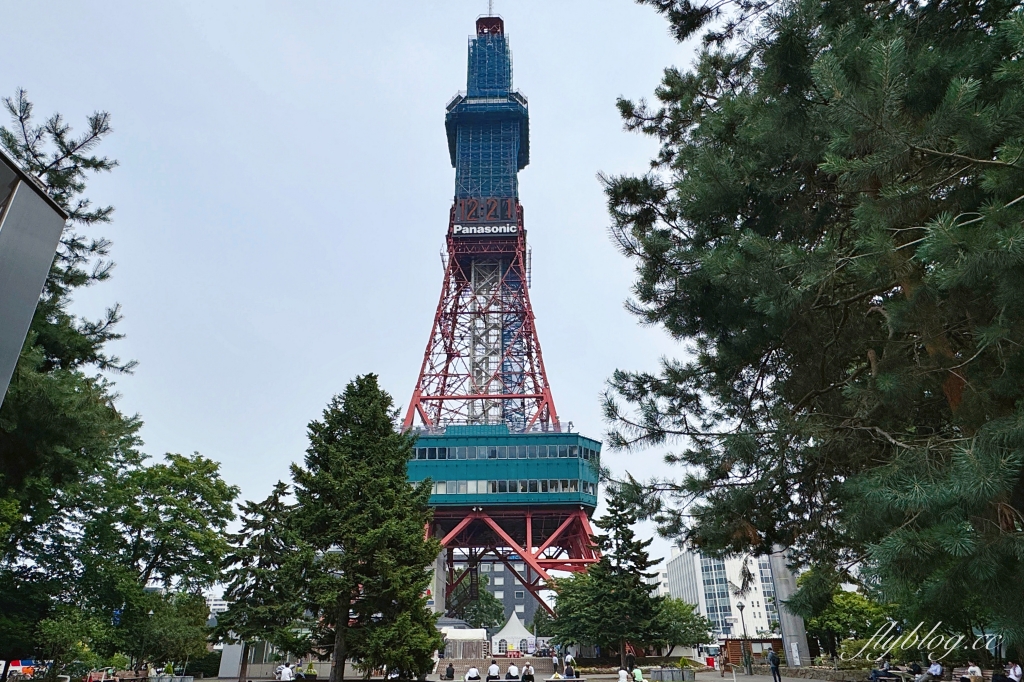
[
  {"x1": 454, "y1": 197, "x2": 518, "y2": 224},
  {"x1": 0, "y1": 151, "x2": 68, "y2": 409},
  {"x1": 790, "y1": 642, "x2": 801, "y2": 666}
]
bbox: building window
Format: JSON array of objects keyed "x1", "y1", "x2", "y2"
[
  {"x1": 493, "y1": 577, "x2": 504, "y2": 586},
  {"x1": 515, "y1": 563, "x2": 525, "y2": 571},
  {"x1": 494, "y1": 564, "x2": 504, "y2": 572},
  {"x1": 515, "y1": 591, "x2": 525, "y2": 599},
  {"x1": 520, "y1": 639, "x2": 529, "y2": 650},
  {"x1": 515, "y1": 605, "x2": 525, "y2": 613},
  {"x1": 481, "y1": 564, "x2": 491, "y2": 573},
  {"x1": 494, "y1": 591, "x2": 504, "y2": 599},
  {"x1": 498, "y1": 639, "x2": 508, "y2": 654}
]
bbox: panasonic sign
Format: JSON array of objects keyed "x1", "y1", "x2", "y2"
[{"x1": 453, "y1": 224, "x2": 519, "y2": 236}]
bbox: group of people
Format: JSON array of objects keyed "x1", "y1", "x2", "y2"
[
  {"x1": 462, "y1": 660, "x2": 538, "y2": 682},
  {"x1": 870, "y1": 656, "x2": 1022, "y2": 682}
]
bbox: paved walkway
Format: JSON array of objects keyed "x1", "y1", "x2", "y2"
[{"x1": 696, "y1": 671, "x2": 820, "y2": 682}]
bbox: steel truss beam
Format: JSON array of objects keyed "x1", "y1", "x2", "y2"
[
  {"x1": 435, "y1": 507, "x2": 598, "y2": 617},
  {"x1": 405, "y1": 202, "x2": 558, "y2": 432}
]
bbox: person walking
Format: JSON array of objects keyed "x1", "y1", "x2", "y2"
[
  {"x1": 767, "y1": 647, "x2": 782, "y2": 682},
  {"x1": 552, "y1": 655, "x2": 560, "y2": 675},
  {"x1": 716, "y1": 653, "x2": 725, "y2": 678}
]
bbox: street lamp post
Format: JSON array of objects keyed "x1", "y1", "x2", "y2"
[{"x1": 737, "y1": 602, "x2": 752, "y2": 676}]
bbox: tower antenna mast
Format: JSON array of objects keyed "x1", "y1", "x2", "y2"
[{"x1": 488, "y1": 0, "x2": 494, "y2": 16}]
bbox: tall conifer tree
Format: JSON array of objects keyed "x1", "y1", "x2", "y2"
[
  {"x1": 604, "y1": 0, "x2": 1024, "y2": 647},
  {"x1": 291, "y1": 375, "x2": 442, "y2": 682}
]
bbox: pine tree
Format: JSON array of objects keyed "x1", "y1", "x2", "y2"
[
  {"x1": 552, "y1": 487, "x2": 664, "y2": 667},
  {"x1": 217, "y1": 482, "x2": 307, "y2": 681},
  {"x1": 291, "y1": 375, "x2": 442, "y2": 682},
  {"x1": 603, "y1": 0, "x2": 1024, "y2": 649}
]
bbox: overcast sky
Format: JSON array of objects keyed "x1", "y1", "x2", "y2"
[{"x1": 2, "y1": 1, "x2": 698, "y2": 564}]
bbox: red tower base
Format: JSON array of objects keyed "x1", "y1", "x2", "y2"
[{"x1": 433, "y1": 507, "x2": 598, "y2": 616}]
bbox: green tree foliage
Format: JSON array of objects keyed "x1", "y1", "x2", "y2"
[
  {"x1": 291, "y1": 375, "x2": 442, "y2": 682},
  {"x1": 528, "y1": 609, "x2": 556, "y2": 638},
  {"x1": 658, "y1": 598, "x2": 714, "y2": 657},
  {"x1": 551, "y1": 488, "x2": 664, "y2": 666},
  {"x1": 36, "y1": 609, "x2": 103, "y2": 681},
  {"x1": 0, "y1": 88, "x2": 136, "y2": 556},
  {"x1": 800, "y1": 577, "x2": 889, "y2": 658},
  {"x1": 447, "y1": 570, "x2": 506, "y2": 629},
  {"x1": 603, "y1": 0, "x2": 1024, "y2": 647},
  {"x1": 0, "y1": 90, "x2": 238, "y2": 662},
  {"x1": 217, "y1": 482, "x2": 309, "y2": 681}
]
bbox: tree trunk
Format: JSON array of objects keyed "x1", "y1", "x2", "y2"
[
  {"x1": 667, "y1": 645, "x2": 676, "y2": 658},
  {"x1": 621, "y1": 638, "x2": 627, "y2": 670},
  {"x1": 238, "y1": 641, "x2": 250, "y2": 682},
  {"x1": 331, "y1": 599, "x2": 348, "y2": 682}
]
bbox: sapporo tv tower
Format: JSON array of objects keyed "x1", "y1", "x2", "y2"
[{"x1": 405, "y1": 14, "x2": 600, "y2": 618}]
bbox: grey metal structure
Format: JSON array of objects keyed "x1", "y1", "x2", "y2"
[
  {"x1": 768, "y1": 547, "x2": 812, "y2": 667},
  {"x1": 0, "y1": 149, "x2": 68, "y2": 409}
]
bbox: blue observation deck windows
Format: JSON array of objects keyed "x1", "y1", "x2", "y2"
[
  {"x1": 414, "y1": 445, "x2": 598, "y2": 461},
  {"x1": 427, "y1": 479, "x2": 597, "y2": 496}
]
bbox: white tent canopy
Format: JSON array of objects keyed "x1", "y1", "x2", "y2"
[{"x1": 491, "y1": 612, "x2": 535, "y2": 654}]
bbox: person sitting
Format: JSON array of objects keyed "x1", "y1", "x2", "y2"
[
  {"x1": 993, "y1": 659, "x2": 1022, "y2": 682},
  {"x1": 506, "y1": 664, "x2": 520, "y2": 681},
  {"x1": 522, "y1": 663, "x2": 535, "y2": 682},
  {"x1": 466, "y1": 666, "x2": 482, "y2": 682},
  {"x1": 633, "y1": 667, "x2": 644, "y2": 682},
  {"x1": 618, "y1": 668, "x2": 629, "y2": 682},
  {"x1": 445, "y1": 663, "x2": 455, "y2": 681},
  {"x1": 564, "y1": 664, "x2": 576, "y2": 680},
  {"x1": 960, "y1": 660, "x2": 983, "y2": 682},
  {"x1": 916, "y1": 660, "x2": 943, "y2": 682},
  {"x1": 872, "y1": 657, "x2": 896, "y2": 682},
  {"x1": 909, "y1": 664, "x2": 923, "y2": 677},
  {"x1": 487, "y1": 661, "x2": 501, "y2": 682}
]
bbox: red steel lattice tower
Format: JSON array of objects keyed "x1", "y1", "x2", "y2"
[{"x1": 404, "y1": 15, "x2": 600, "y2": 622}]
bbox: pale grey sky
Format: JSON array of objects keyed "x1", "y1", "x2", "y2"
[{"x1": 2, "y1": 1, "x2": 697, "y2": 563}]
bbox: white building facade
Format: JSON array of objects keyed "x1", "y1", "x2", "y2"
[{"x1": 664, "y1": 547, "x2": 782, "y2": 638}]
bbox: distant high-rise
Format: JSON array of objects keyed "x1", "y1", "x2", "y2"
[{"x1": 665, "y1": 546, "x2": 785, "y2": 637}]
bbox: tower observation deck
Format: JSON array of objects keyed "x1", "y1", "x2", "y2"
[{"x1": 406, "y1": 16, "x2": 600, "y2": 619}]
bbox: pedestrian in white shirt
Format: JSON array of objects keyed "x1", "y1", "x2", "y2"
[
  {"x1": 507, "y1": 664, "x2": 520, "y2": 680},
  {"x1": 281, "y1": 664, "x2": 295, "y2": 682},
  {"x1": 466, "y1": 667, "x2": 482, "y2": 681},
  {"x1": 619, "y1": 668, "x2": 629, "y2": 682},
  {"x1": 487, "y1": 660, "x2": 501, "y2": 682}
]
